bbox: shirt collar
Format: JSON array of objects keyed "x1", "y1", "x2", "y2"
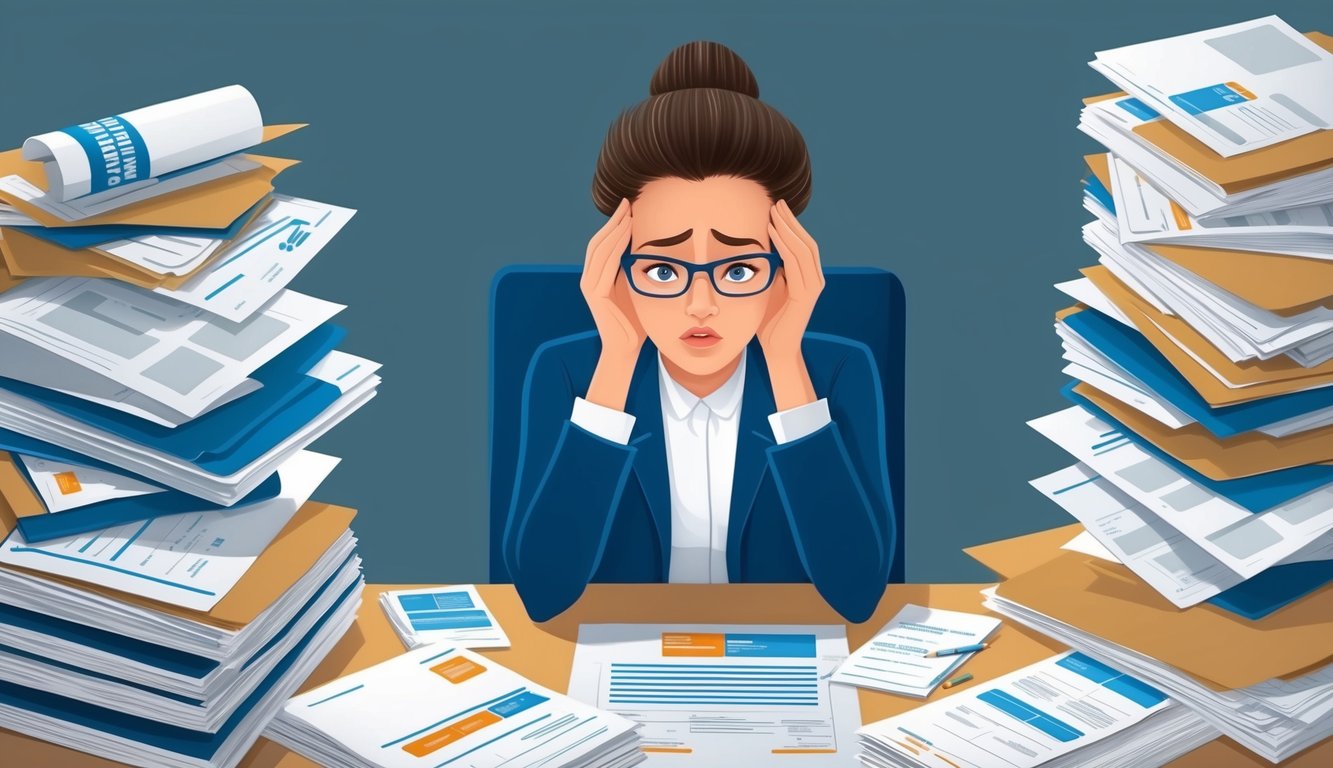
[{"x1": 657, "y1": 350, "x2": 747, "y2": 421}]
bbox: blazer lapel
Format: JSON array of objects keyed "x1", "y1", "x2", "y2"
[
  {"x1": 626, "y1": 342, "x2": 671, "y2": 577},
  {"x1": 728, "y1": 341, "x2": 776, "y2": 579}
]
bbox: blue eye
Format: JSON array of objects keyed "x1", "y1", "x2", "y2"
[
  {"x1": 722, "y1": 264, "x2": 757, "y2": 283},
  {"x1": 644, "y1": 264, "x2": 680, "y2": 283}
]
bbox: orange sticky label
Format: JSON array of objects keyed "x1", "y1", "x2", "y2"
[
  {"x1": 431, "y1": 656, "x2": 486, "y2": 684},
  {"x1": 642, "y1": 747, "x2": 694, "y2": 754},
  {"x1": 54, "y1": 471, "x2": 82, "y2": 495},
  {"x1": 661, "y1": 632, "x2": 725, "y2": 657},
  {"x1": 1169, "y1": 201, "x2": 1192, "y2": 231},
  {"x1": 1226, "y1": 81, "x2": 1256, "y2": 100},
  {"x1": 401, "y1": 711, "x2": 502, "y2": 756}
]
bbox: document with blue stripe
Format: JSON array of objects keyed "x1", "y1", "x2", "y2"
[
  {"x1": 859, "y1": 651, "x2": 1210, "y2": 768},
  {"x1": 267, "y1": 644, "x2": 641, "y2": 768},
  {"x1": 831, "y1": 604, "x2": 1001, "y2": 697},
  {"x1": 569, "y1": 623, "x2": 860, "y2": 766}
]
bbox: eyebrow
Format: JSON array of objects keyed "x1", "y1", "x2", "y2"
[
  {"x1": 639, "y1": 229, "x2": 693, "y2": 248},
  {"x1": 710, "y1": 229, "x2": 765, "y2": 248}
]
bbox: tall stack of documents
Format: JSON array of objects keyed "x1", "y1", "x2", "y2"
[
  {"x1": 989, "y1": 15, "x2": 1333, "y2": 765},
  {"x1": 0, "y1": 86, "x2": 380, "y2": 766}
]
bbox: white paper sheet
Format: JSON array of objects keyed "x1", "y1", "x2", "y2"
[
  {"x1": 377, "y1": 585, "x2": 510, "y2": 650},
  {"x1": 16, "y1": 454, "x2": 164, "y2": 513},
  {"x1": 569, "y1": 623, "x2": 860, "y2": 766},
  {"x1": 831, "y1": 604, "x2": 1000, "y2": 697}
]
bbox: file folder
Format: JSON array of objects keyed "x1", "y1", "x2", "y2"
[
  {"x1": 7, "y1": 198, "x2": 262, "y2": 250},
  {"x1": 0, "y1": 125, "x2": 303, "y2": 229},
  {"x1": 0, "y1": 324, "x2": 346, "y2": 477},
  {"x1": 0, "y1": 451, "x2": 281, "y2": 543},
  {"x1": 1062, "y1": 381, "x2": 1333, "y2": 513},
  {"x1": 1074, "y1": 381, "x2": 1333, "y2": 479},
  {"x1": 1062, "y1": 307, "x2": 1333, "y2": 436}
]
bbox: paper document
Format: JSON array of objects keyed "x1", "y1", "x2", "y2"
[
  {"x1": 831, "y1": 604, "x2": 1000, "y2": 697},
  {"x1": 1028, "y1": 406, "x2": 1333, "y2": 580},
  {"x1": 0, "y1": 278, "x2": 343, "y2": 418},
  {"x1": 859, "y1": 650, "x2": 1207, "y2": 768},
  {"x1": 157, "y1": 195, "x2": 356, "y2": 322},
  {"x1": 569, "y1": 623, "x2": 860, "y2": 766},
  {"x1": 0, "y1": 450, "x2": 337, "y2": 610},
  {"x1": 16, "y1": 453, "x2": 164, "y2": 514},
  {"x1": 270, "y1": 644, "x2": 641, "y2": 768},
  {"x1": 1092, "y1": 16, "x2": 1333, "y2": 156},
  {"x1": 378, "y1": 585, "x2": 510, "y2": 650}
]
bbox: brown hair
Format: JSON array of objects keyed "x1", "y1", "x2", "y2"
[{"x1": 591, "y1": 40, "x2": 812, "y2": 216}]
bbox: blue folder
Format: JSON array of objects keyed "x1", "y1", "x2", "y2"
[
  {"x1": 1063, "y1": 308, "x2": 1333, "y2": 437},
  {"x1": 8, "y1": 199, "x2": 263, "y2": 250},
  {"x1": 0, "y1": 324, "x2": 347, "y2": 478},
  {"x1": 1062, "y1": 382, "x2": 1333, "y2": 513},
  {"x1": 1207, "y1": 559, "x2": 1333, "y2": 620},
  {"x1": 1083, "y1": 173, "x2": 1115, "y2": 214},
  {"x1": 0, "y1": 578, "x2": 356, "y2": 761},
  {"x1": 8, "y1": 461, "x2": 281, "y2": 543}
]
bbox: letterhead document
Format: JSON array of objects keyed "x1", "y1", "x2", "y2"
[
  {"x1": 569, "y1": 623, "x2": 860, "y2": 766},
  {"x1": 271, "y1": 644, "x2": 641, "y2": 768}
]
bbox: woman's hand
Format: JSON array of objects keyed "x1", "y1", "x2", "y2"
[
  {"x1": 760, "y1": 199, "x2": 822, "y2": 412},
  {"x1": 582, "y1": 198, "x2": 645, "y2": 412}
]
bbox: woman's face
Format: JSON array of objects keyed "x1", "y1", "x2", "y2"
[{"x1": 625, "y1": 175, "x2": 781, "y2": 377}]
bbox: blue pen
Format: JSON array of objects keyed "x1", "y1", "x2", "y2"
[{"x1": 925, "y1": 642, "x2": 990, "y2": 658}]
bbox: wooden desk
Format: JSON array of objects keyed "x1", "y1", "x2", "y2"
[{"x1": 3, "y1": 583, "x2": 1327, "y2": 767}]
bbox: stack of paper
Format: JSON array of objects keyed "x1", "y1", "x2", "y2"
[
  {"x1": 0, "y1": 88, "x2": 380, "y2": 767},
  {"x1": 996, "y1": 15, "x2": 1333, "y2": 765},
  {"x1": 858, "y1": 651, "x2": 1217, "y2": 768},
  {"x1": 268, "y1": 644, "x2": 643, "y2": 768},
  {"x1": 378, "y1": 585, "x2": 511, "y2": 650},
  {"x1": 830, "y1": 604, "x2": 1000, "y2": 698}
]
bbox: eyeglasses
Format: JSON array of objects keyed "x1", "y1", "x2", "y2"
[{"x1": 620, "y1": 250, "x2": 783, "y2": 298}]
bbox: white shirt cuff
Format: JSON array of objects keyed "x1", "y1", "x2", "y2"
[
  {"x1": 571, "y1": 397, "x2": 636, "y2": 445},
  {"x1": 768, "y1": 398, "x2": 831, "y2": 444}
]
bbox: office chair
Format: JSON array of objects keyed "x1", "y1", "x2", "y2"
[{"x1": 489, "y1": 265, "x2": 906, "y2": 583}]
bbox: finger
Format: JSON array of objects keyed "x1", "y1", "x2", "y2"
[
  {"x1": 778, "y1": 200, "x2": 819, "y2": 264},
  {"x1": 772, "y1": 209, "x2": 820, "y2": 295},
  {"x1": 768, "y1": 221, "x2": 805, "y2": 297},
  {"x1": 592, "y1": 214, "x2": 633, "y2": 297},
  {"x1": 769, "y1": 210, "x2": 808, "y2": 293},
  {"x1": 582, "y1": 212, "x2": 630, "y2": 295},
  {"x1": 584, "y1": 198, "x2": 631, "y2": 266}
]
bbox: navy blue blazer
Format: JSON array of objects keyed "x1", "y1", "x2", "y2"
[{"x1": 502, "y1": 331, "x2": 896, "y2": 623}]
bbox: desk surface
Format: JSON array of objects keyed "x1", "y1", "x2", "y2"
[{"x1": 3, "y1": 583, "x2": 1327, "y2": 767}]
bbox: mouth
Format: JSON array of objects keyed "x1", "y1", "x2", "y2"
[{"x1": 680, "y1": 326, "x2": 722, "y2": 348}]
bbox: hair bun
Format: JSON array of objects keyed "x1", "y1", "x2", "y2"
[{"x1": 649, "y1": 41, "x2": 760, "y2": 98}]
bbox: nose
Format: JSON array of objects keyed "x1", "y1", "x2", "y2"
[{"x1": 685, "y1": 273, "x2": 718, "y2": 322}]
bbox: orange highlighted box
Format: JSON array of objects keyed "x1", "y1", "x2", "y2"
[
  {"x1": 661, "y1": 632, "x2": 725, "y2": 657},
  {"x1": 1226, "y1": 81, "x2": 1257, "y2": 100},
  {"x1": 430, "y1": 656, "x2": 487, "y2": 684},
  {"x1": 641, "y1": 747, "x2": 694, "y2": 754},
  {"x1": 401, "y1": 711, "x2": 502, "y2": 757},
  {"x1": 772, "y1": 749, "x2": 838, "y2": 754},
  {"x1": 1169, "y1": 201, "x2": 1192, "y2": 231},
  {"x1": 54, "y1": 472, "x2": 82, "y2": 495}
]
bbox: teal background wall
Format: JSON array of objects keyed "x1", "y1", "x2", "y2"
[{"x1": 2, "y1": 1, "x2": 1327, "y2": 585}]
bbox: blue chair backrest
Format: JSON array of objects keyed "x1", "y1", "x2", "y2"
[{"x1": 489, "y1": 265, "x2": 906, "y2": 583}]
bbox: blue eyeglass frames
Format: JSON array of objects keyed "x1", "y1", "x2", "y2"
[{"x1": 619, "y1": 249, "x2": 783, "y2": 298}]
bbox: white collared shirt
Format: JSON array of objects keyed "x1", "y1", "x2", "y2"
[{"x1": 569, "y1": 354, "x2": 831, "y2": 583}]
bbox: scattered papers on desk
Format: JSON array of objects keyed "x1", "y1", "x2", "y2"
[
  {"x1": 830, "y1": 604, "x2": 1000, "y2": 697},
  {"x1": 267, "y1": 644, "x2": 641, "y2": 768},
  {"x1": 0, "y1": 451, "x2": 337, "y2": 610},
  {"x1": 156, "y1": 195, "x2": 356, "y2": 323},
  {"x1": 569, "y1": 623, "x2": 859, "y2": 766},
  {"x1": 1090, "y1": 16, "x2": 1333, "y2": 157},
  {"x1": 858, "y1": 650, "x2": 1217, "y2": 768},
  {"x1": 378, "y1": 585, "x2": 510, "y2": 650}
]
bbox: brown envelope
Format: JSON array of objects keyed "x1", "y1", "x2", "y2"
[
  {"x1": 1084, "y1": 151, "x2": 1333, "y2": 317},
  {"x1": 0, "y1": 257, "x2": 21, "y2": 295},
  {"x1": 1074, "y1": 382, "x2": 1333, "y2": 479},
  {"x1": 963, "y1": 523, "x2": 1084, "y2": 580},
  {"x1": 1084, "y1": 32, "x2": 1333, "y2": 194},
  {"x1": 0, "y1": 477, "x2": 355, "y2": 629},
  {"x1": 996, "y1": 550, "x2": 1333, "y2": 691},
  {"x1": 1080, "y1": 266, "x2": 1333, "y2": 404},
  {"x1": 0, "y1": 453, "x2": 45, "y2": 519},
  {"x1": 0, "y1": 196, "x2": 272, "y2": 290},
  {"x1": 0, "y1": 124, "x2": 303, "y2": 229}
]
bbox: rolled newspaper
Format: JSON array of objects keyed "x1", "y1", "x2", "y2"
[{"x1": 22, "y1": 84, "x2": 263, "y2": 202}]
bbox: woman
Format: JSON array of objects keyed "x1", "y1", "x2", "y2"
[{"x1": 503, "y1": 41, "x2": 895, "y2": 623}]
